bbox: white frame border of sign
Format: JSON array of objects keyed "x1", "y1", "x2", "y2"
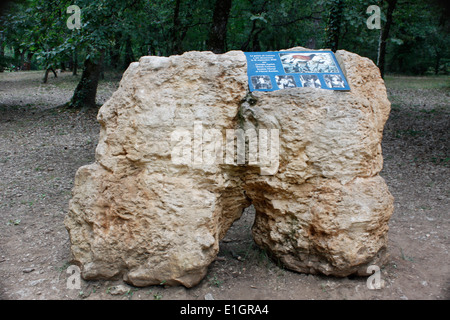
[{"x1": 244, "y1": 51, "x2": 351, "y2": 92}]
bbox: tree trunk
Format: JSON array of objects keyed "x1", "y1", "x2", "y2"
[
  {"x1": 42, "y1": 67, "x2": 57, "y2": 84},
  {"x1": 13, "y1": 47, "x2": 20, "y2": 63},
  {"x1": 171, "y1": 0, "x2": 184, "y2": 54},
  {"x1": 251, "y1": 28, "x2": 263, "y2": 51},
  {"x1": 69, "y1": 52, "x2": 104, "y2": 109},
  {"x1": 377, "y1": 0, "x2": 398, "y2": 78},
  {"x1": 206, "y1": 0, "x2": 233, "y2": 54},
  {"x1": 241, "y1": 21, "x2": 265, "y2": 52},
  {"x1": 0, "y1": 32, "x2": 5, "y2": 62},
  {"x1": 23, "y1": 52, "x2": 33, "y2": 71},
  {"x1": 240, "y1": 0, "x2": 268, "y2": 51},
  {"x1": 434, "y1": 52, "x2": 441, "y2": 75},
  {"x1": 111, "y1": 32, "x2": 122, "y2": 69},
  {"x1": 20, "y1": 51, "x2": 25, "y2": 69},
  {"x1": 308, "y1": 17, "x2": 321, "y2": 49},
  {"x1": 14, "y1": 48, "x2": 24, "y2": 70},
  {"x1": 42, "y1": 69, "x2": 50, "y2": 84},
  {"x1": 68, "y1": 52, "x2": 73, "y2": 71},
  {"x1": 73, "y1": 48, "x2": 78, "y2": 76},
  {"x1": 122, "y1": 36, "x2": 134, "y2": 70},
  {"x1": 325, "y1": 0, "x2": 344, "y2": 52}
]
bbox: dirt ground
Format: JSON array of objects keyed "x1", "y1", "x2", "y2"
[{"x1": 0, "y1": 71, "x2": 448, "y2": 300}]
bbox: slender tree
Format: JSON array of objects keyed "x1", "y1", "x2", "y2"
[
  {"x1": 171, "y1": 0, "x2": 183, "y2": 54},
  {"x1": 377, "y1": 0, "x2": 398, "y2": 78},
  {"x1": 72, "y1": 48, "x2": 78, "y2": 76},
  {"x1": 70, "y1": 51, "x2": 105, "y2": 109},
  {"x1": 123, "y1": 36, "x2": 135, "y2": 70},
  {"x1": 325, "y1": 0, "x2": 344, "y2": 51},
  {"x1": 65, "y1": 0, "x2": 145, "y2": 109},
  {"x1": 207, "y1": 0, "x2": 233, "y2": 53},
  {"x1": 240, "y1": 0, "x2": 269, "y2": 51}
]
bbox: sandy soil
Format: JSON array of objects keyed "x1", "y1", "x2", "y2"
[{"x1": 0, "y1": 71, "x2": 448, "y2": 300}]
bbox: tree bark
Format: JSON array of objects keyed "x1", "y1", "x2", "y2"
[
  {"x1": 73, "y1": 48, "x2": 78, "y2": 76},
  {"x1": 20, "y1": 50, "x2": 25, "y2": 69},
  {"x1": 325, "y1": 0, "x2": 344, "y2": 52},
  {"x1": 241, "y1": 19, "x2": 258, "y2": 51},
  {"x1": 0, "y1": 32, "x2": 5, "y2": 59},
  {"x1": 171, "y1": 0, "x2": 183, "y2": 54},
  {"x1": 206, "y1": 0, "x2": 233, "y2": 54},
  {"x1": 14, "y1": 47, "x2": 24, "y2": 70},
  {"x1": 23, "y1": 52, "x2": 33, "y2": 71},
  {"x1": 42, "y1": 67, "x2": 57, "y2": 84},
  {"x1": 308, "y1": 17, "x2": 321, "y2": 49},
  {"x1": 69, "y1": 52, "x2": 104, "y2": 109},
  {"x1": 377, "y1": 0, "x2": 398, "y2": 78},
  {"x1": 240, "y1": 0, "x2": 268, "y2": 51},
  {"x1": 251, "y1": 28, "x2": 263, "y2": 51},
  {"x1": 434, "y1": 52, "x2": 441, "y2": 75},
  {"x1": 111, "y1": 31, "x2": 122, "y2": 70},
  {"x1": 122, "y1": 36, "x2": 135, "y2": 70},
  {"x1": 68, "y1": 52, "x2": 73, "y2": 71}
]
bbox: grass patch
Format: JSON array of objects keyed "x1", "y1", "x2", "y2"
[
  {"x1": 6, "y1": 219, "x2": 21, "y2": 226},
  {"x1": 395, "y1": 129, "x2": 424, "y2": 138},
  {"x1": 400, "y1": 248, "x2": 414, "y2": 262},
  {"x1": 56, "y1": 261, "x2": 71, "y2": 272},
  {"x1": 153, "y1": 292, "x2": 163, "y2": 300},
  {"x1": 419, "y1": 108, "x2": 438, "y2": 114},
  {"x1": 431, "y1": 157, "x2": 449, "y2": 164},
  {"x1": 390, "y1": 103, "x2": 402, "y2": 112},
  {"x1": 385, "y1": 75, "x2": 450, "y2": 90},
  {"x1": 208, "y1": 274, "x2": 223, "y2": 288}
]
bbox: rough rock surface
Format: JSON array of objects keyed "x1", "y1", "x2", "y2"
[{"x1": 65, "y1": 47, "x2": 394, "y2": 287}]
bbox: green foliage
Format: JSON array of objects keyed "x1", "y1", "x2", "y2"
[
  {"x1": 228, "y1": 0, "x2": 326, "y2": 51},
  {"x1": 208, "y1": 274, "x2": 223, "y2": 287},
  {"x1": 6, "y1": 219, "x2": 21, "y2": 226},
  {"x1": 0, "y1": 0, "x2": 448, "y2": 75},
  {"x1": 0, "y1": 54, "x2": 15, "y2": 71},
  {"x1": 153, "y1": 292, "x2": 163, "y2": 300},
  {"x1": 387, "y1": 0, "x2": 450, "y2": 75}
]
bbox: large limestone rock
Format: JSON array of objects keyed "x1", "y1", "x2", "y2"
[{"x1": 65, "y1": 47, "x2": 394, "y2": 287}]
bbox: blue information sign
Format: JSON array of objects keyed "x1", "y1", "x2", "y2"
[{"x1": 244, "y1": 51, "x2": 350, "y2": 92}]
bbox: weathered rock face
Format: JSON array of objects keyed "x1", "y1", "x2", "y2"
[
  {"x1": 65, "y1": 51, "x2": 251, "y2": 287},
  {"x1": 242, "y1": 51, "x2": 394, "y2": 276},
  {"x1": 65, "y1": 47, "x2": 394, "y2": 287}
]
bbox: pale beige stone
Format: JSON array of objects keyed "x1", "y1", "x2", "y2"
[
  {"x1": 65, "y1": 47, "x2": 393, "y2": 287},
  {"x1": 66, "y1": 51, "x2": 250, "y2": 287},
  {"x1": 243, "y1": 49, "x2": 393, "y2": 276}
]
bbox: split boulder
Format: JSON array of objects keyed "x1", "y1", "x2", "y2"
[{"x1": 65, "y1": 47, "x2": 394, "y2": 287}]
